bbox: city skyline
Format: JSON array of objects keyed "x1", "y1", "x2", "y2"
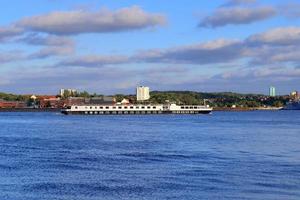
[{"x1": 0, "y1": 0, "x2": 300, "y2": 95}]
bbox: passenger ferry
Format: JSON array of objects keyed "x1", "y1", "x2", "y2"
[{"x1": 61, "y1": 103, "x2": 212, "y2": 115}]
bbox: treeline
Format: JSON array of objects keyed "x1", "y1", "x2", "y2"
[
  {"x1": 0, "y1": 91, "x2": 106, "y2": 101},
  {"x1": 149, "y1": 91, "x2": 289, "y2": 108},
  {"x1": 0, "y1": 90, "x2": 290, "y2": 108},
  {"x1": 105, "y1": 91, "x2": 289, "y2": 107},
  {"x1": 0, "y1": 92, "x2": 29, "y2": 101},
  {"x1": 61, "y1": 91, "x2": 104, "y2": 99}
]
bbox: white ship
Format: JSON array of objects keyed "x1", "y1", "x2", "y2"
[{"x1": 61, "y1": 103, "x2": 212, "y2": 115}]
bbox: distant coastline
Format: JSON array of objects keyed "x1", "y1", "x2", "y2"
[
  {"x1": 0, "y1": 90, "x2": 294, "y2": 111},
  {"x1": 0, "y1": 108, "x2": 60, "y2": 112},
  {"x1": 0, "y1": 107, "x2": 283, "y2": 113},
  {"x1": 213, "y1": 107, "x2": 282, "y2": 112}
]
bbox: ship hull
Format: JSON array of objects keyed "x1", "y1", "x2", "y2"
[
  {"x1": 62, "y1": 110, "x2": 212, "y2": 115},
  {"x1": 283, "y1": 102, "x2": 300, "y2": 110},
  {"x1": 61, "y1": 104, "x2": 212, "y2": 115}
]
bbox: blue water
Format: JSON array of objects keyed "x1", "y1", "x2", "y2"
[{"x1": 0, "y1": 111, "x2": 300, "y2": 200}]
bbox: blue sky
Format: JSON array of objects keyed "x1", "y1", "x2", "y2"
[{"x1": 0, "y1": 0, "x2": 300, "y2": 95}]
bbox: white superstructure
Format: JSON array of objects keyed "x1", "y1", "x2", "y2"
[
  {"x1": 136, "y1": 86, "x2": 150, "y2": 101},
  {"x1": 61, "y1": 103, "x2": 212, "y2": 115}
]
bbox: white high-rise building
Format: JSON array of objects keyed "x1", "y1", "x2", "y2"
[
  {"x1": 269, "y1": 86, "x2": 276, "y2": 97},
  {"x1": 60, "y1": 89, "x2": 77, "y2": 97},
  {"x1": 136, "y1": 86, "x2": 150, "y2": 101}
]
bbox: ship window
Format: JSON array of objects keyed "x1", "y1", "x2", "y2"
[
  {"x1": 105, "y1": 106, "x2": 109, "y2": 109},
  {"x1": 136, "y1": 106, "x2": 139, "y2": 109},
  {"x1": 190, "y1": 106, "x2": 193, "y2": 109},
  {"x1": 118, "y1": 106, "x2": 122, "y2": 109},
  {"x1": 95, "y1": 107, "x2": 97, "y2": 109},
  {"x1": 141, "y1": 106, "x2": 145, "y2": 109},
  {"x1": 147, "y1": 106, "x2": 151, "y2": 109},
  {"x1": 113, "y1": 107, "x2": 116, "y2": 109},
  {"x1": 75, "y1": 107, "x2": 78, "y2": 109},
  {"x1": 124, "y1": 106, "x2": 128, "y2": 109},
  {"x1": 100, "y1": 107, "x2": 103, "y2": 109},
  {"x1": 90, "y1": 106, "x2": 93, "y2": 109},
  {"x1": 153, "y1": 106, "x2": 156, "y2": 109},
  {"x1": 185, "y1": 107, "x2": 189, "y2": 109},
  {"x1": 181, "y1": 106, "x2": 184, "y2": 109},
  {"x1": 130, "y1": 106, "x2": 134, "y2": 109}
]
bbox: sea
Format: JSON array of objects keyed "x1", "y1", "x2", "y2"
[{"x1": 0, "y1": 111, "x2": 299, "y2": 200}]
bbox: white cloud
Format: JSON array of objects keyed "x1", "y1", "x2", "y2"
[
  {"x1": 221, "y1": 0, "x2": 257, "y2": 7},
  {"x1": 60, "y1": 55, "x2": 130, "y2": 67},
  {"x1": 247, "y1": 27, "x2": 300, "y2": 45},
  {"x1": 134, "y1": 39, "x2": 245, "y2": 64},
  {"x1": 17, "y1": 6, "x2": 166, "y2": 35},
  {"x1": 199, "y1": 6, "x2": 276, "y2": 28},
  {"x1": 29, "y1": 45, "x2": 75, "y2": 59},
  {"x1": 18, "y1": 34, "x2": 73, "y2": 46},
  {"x1": 221, "y1": 66, "x2": 300, "y2": 79},
  {"x1": 0, "y1": 51, "x2": 24, "y2": 64},
  {"x1": 0, "y1": 26, "x2": 23, "y2": 41},
  {"x1": 244, "y1": 27, "x2": 300, "y2": 65},
  {"x1": 19, "y1": 34, "x2": 76, "y2": 59}
]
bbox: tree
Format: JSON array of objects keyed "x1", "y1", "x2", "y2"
[
  {"x1": 273, "y1": 101, "x2": 283, "y2": 107},
  {"x1": 76, "y1": 91, "x2": 90, "y2": 98}
]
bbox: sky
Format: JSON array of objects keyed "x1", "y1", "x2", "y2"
[{"x1": 1, "y1": 0, "x2": 300, "y2": 95}]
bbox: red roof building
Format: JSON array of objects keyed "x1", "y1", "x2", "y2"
[
  {"x1": 38, "y1": 96, "x2": 64, "y2": 108},
  {"x1": 0, "y1": 100, "x2": 26, "y2": 108}
]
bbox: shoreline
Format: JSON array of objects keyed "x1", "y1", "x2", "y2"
[
  {"x1": 213, "y1": 107, "x2": 282, "y2": 111},
  {"x1": 0, "y1": 108, "x2": 60, "y2": 112},
  {"x1": 0, "y1": 107, "x2": 284, "y2": 112}
]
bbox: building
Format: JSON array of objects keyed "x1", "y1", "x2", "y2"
[
  {"x1": 120, "y1": 98, "x2": 130, "y2": 105},
  {"x1": 269, "y1": 86, "x2": 276, "y2": 97},
  {"x1": 64, "y1": 97, "x2": 86, "y2": 106},
  {"x1": 0, "y1": 100, "x2": 26, "y2": 108},
  {"x1": 64, "y1": 96, "x2": 116, "y2": 106},
  {"x1": 39, "y1": 96, "x2": 63, "y2": 108},
  {"x1": 60, "y1": 89, "x2": 77, "y2": 97},
  {"x1": 89, "y1": 96, "x2": 116, "y2": 105},
  {"x1": 136, "y1": 86, "x2": 150, "y2": 101},
  {"x1": 290, "y1": 91, "x2": 300, "y2": 100},
  {"x1": 30, "y1": 95, "x2": 37, "y2": 100}
]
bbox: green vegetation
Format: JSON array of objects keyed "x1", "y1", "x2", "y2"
[
  {"x1": 108, "y1": 91, "x2": 289, "y2": 108},
  {"x1": 0, "y1": 92, "x2": 28, "y2": 101},
  {"x1": 148, "y1": 91, "x2": 289, "y2": 108},
  {"x1": 150, "y1": 91, "x2": 204, "y2": 105},
  {"x1": 0, "y1": 90, "x2": 291, "y2": 108},
  {"x1": 61, "y1": 90, "x2": 105, "y2": 99}
]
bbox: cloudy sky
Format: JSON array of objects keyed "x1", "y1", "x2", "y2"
[{"x1": 1, "y1": 0, "x2": 300, "y2": 95}]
